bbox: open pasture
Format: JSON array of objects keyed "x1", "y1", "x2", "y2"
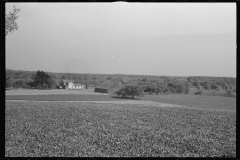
[
  {"x1": 142, "y1": 94, "x2": 236, "y2": 111},
  {"x1": 5, "y1": 101, "x2": 236, "y2": 157},
  {"x1": 6, "y1": 89, "x2": 236, "y2": 111},
  {"x1": 6, "y1": 94, "x2": 118, "y2": 102},
  {"x1": 5, "y1": 89, "x2": 104, "y2": 96}
]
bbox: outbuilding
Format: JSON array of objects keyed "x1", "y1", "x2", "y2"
[{"x1": 94, "y1": 79, "x2": 124, "y2": 94}]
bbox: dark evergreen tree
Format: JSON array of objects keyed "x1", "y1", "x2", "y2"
[{"x1": 32, "y1": 70, "x2": 54, "y2": 89}]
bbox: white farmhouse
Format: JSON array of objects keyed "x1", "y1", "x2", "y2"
[{"x1": 62, "y1": 80, "x2": 85, "y2": 89}]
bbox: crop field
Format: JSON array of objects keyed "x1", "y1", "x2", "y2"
[{"x1": 6, "y1": 101, "x2": 236, "y2": 157}]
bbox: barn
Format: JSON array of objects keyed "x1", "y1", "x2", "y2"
[{"x1": 94, "y1": 79, "x2": 124, "y2": 94}]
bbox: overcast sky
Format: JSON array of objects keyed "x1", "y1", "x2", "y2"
[{"x1": 6, "y1": 2, "x2": 236, "y2": 77}]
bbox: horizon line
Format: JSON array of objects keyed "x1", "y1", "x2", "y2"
[{"x1": 5, "y1": 68, "x2": 236, "y2": 78}]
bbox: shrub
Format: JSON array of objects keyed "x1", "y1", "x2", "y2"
[
  {"x1": 22, "y1": 84, "x2": 30, "y2": 89},
  {"x1": 194, "y1": 90, "x2": 202, "y2": 95},
  {"x1": 41, "y1": 84, "x2": 49, "y2": 90},
  {"x1": 226, "y1": 90, "x2": 235, "y2": 98},
  {"x1": 205, "y1": 91, "x2": 235, "y2": 98},
  {"x1": 204, "y1": 84, "x2": 211, "y2": 90},
  {"x1": 197, "y1": 84, "x2": 202, "y2": 91}
]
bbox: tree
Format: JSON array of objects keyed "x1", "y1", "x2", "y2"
[
  {"x1": 200, "y1": 81, "x2": 207, "y2": 86},
  {"x1": 155, "y1": 84, "x2": 165, "y2": 95},
  {"x1": 211, "y1": 83, "x2": 218, "y2": 90},
  {"x1": 226, "y1": 90, "x2": 235, "y2": 97},
  {"x1": 5, "y1": 6, "x2": 20, "y2": 35},
  {"x1": 197, "y1": 84, "x2": 202, "y2": 91},
  {"x1": 48, "y1": 78, "x2": 57, "y2": 89},
  {"x1": 5, "y1": 73, "x2": 13, "y2": 88},
  {"x1": 32, "y1": 70, "x2": 54, "y2": 89},
  {"x1": 115, "y1": 85, "x2": 143, "y2": 99},
  {"x1": 232, "y1": 87, "x2": 236, "y2": 93},
  {"x1": 169, "y1": 87, "x2": 176, "y2": 93},
  {"x1": 223, "y1": 82, "x2": 229, "y2": 90},
  {"x1": 192, "y1": 81, "x2": 199, "y2": 87},
  {"x1": 84, "y1": 74, "x2": 88, "y2": 89},
  {"x1": 26, "y1": 80, "x2": 35, "y2": 88},
  {"x1": 92, "y1": 77, "x2": 97, "y2": 86},
  {"x1": 215, "y1": 85, "x2": 221, "y2": 91},
  {"x1": 174, "y1": 82, "x2": 189, "y2": 94},
  {"x1": 145, "y1": 84, "x2": 156, "y2": 95},
  {"x1": 204, "y1": 83, "x2": 211, "y2": 90},
  {"x1": 142, "y1": 77, "x2": 148, "y2": 82},
  {"x1": 167, "y1": 82, "x2": 175, "y2": 88},
  {"x1": 13, "y1": 79, "x2": 24, "y2": 88},
  {"x1": 184, "y1": 82, "x2": 190, "y2": 94}
]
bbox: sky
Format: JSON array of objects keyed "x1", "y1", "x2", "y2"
[{"x1": 6, "y1": 2, "x2": 236, "y2": 77}]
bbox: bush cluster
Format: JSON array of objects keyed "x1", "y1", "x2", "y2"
[
  {"x1": 194, "y1": 90, "x2": 202, "y2": 95},
  {"x1": 206, "y1": 90, "x2": 235, "y2": 98}
]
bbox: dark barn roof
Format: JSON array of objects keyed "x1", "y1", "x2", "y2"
[{"x1": 95, "y1": 79, "x2": 124, "y2": 89}]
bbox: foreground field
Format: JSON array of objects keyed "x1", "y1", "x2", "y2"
[{"x1": 6, "y1": 101, "x2": 236, "y2": 157}]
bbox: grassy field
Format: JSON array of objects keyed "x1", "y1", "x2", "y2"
[
  {"x1": 6, "y1": 101, "x2": 236, "y2": 157},
  {"x1": 6, "y1": 94, "x2": 117, "y2": 101},
  {"x1": 6, "y1": 89, "x2": 236, "y2": 110},
  {"x1": 5, "y1": 89, "x2": 103, "y2": 95},
  {"x1": 141, "y1": 94, "x2": 236, "y2": 111}
]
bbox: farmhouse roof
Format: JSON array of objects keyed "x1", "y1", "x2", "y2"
[{"x1": 95, "y1": 79, "x2": 124, "y2": 89}]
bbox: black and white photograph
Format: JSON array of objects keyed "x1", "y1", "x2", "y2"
[{"x1": 5, "y1": 2, "x2": 236, "y2": 157}]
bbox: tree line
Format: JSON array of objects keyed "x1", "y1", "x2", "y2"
[
  {"x1": 5, "y1": 69, "x2": 236, "y2": 95},
  {"x1": 5, "y1": 70, "x2": 56, "y2": 89}
]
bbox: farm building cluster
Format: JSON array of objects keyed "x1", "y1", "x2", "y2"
[{"x1": 59, "y1": 79, "x2": 124, "y2": 94}]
